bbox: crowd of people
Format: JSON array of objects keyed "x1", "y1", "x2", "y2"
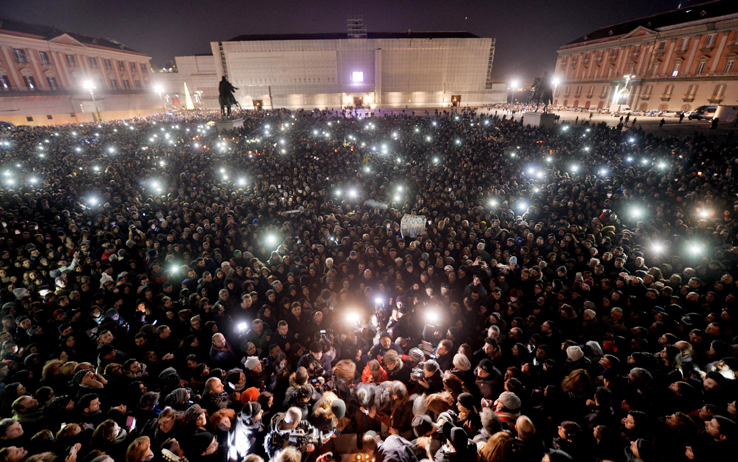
[{"x1": 0, "y1": 105, "x2": 736, "y2": 462}]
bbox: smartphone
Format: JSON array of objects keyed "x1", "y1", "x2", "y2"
[{"x1": 126, "y1": 416, "x2": 136, "y2": 431}]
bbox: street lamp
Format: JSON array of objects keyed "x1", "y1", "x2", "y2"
[
  {"x1": 154, "y1": 85, "x2": 166, "y2": 114},
  {"x1": 509, "y1": 80, "x2": 519, "y2": 105},
  {"x1": 83, "y1": 81, "x2": 100, "y2": 122}
]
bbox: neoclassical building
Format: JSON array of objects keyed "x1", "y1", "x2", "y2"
[
  {"x1": 0, "y1": 18, "x2": 158, "y2": 125},
  {"x1": 554, "y1": 0, "x2": 738, "y2": 112}
]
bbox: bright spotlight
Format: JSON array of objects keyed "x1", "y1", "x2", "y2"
[
  {"x1": 348, "y1": 189, "x2": 358, "y2": 198},
  {"x1": 335, "y1": 189, "x2": 342, "y2": 197},
  {"x1": 425, "y1": 311, "x2": 439, "y2": 323},
  {"x1": 688, "y1": 243, "x2": 703, "y2": 255},
  {"x1": 88, "y1": 197, "x2": 99, "y2": 206},
  {"x1": 265, "y1": 234, "x2": 279, "y2": 247},
  {"x1": 517, "y1": 202, "x2": 528, "y2": 212},
  {"x1": 433, "y1": 157, "x2": 440, "y2": 164},
  {"x1": 570, "y1": 165, "x2": 579, "y2": 173},
  {"x1": 346, "y1": 312, "x2": 360, "y2": 324},
  {"x1": 652, "y1": 242, "x2": 664, "y2": 254},
  {"x1": 489, "y1": 199, "x2": 498, "y2": 207},
  {"x1": 599, "y1": 168, "x2": 608, "y2": 176},
  {"x1": 699, "y1": 209, "x2": 710, "y2": 219},
  {"x1": 238, "y1": 177, "x2": 247, "y2": 187},
  {"x1": 631, "y1": 208, "x2": 643, "y2": 218},
  {"x1": 237, "y1": 322, "x2": 248, "y2": 332}
]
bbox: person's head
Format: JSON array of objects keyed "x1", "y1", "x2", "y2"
[
  {"x1": 515, "y1": 415, "x2": 536, "y2": 440},
  {"x1": 205, "y1": 377, "x2": 224, "y2": 394},
  {"x1": 157, "y1": 407, "x2": 177, "y2": 433},
  {"x1": 212, "y1": 333, "x2": 226, "y2": 348},
  {"x1": 281, "y1": 407, "x2": 302, "y2": 431},
  {"x1": 0, "y1": 419, "x2": 23, "y2": 440},
  {"x1": 78, "y1": 393, "x2": 101, "y2": 414},
  {"x1": 0, "y1": 447, "x2": 28, "y2": 462},
  {"x1": 125, "y1": 436, "x2": 153, "y2": 462},
  {"x1": 479, "y1": 431, "x2": 512, "y2": 462},
  {"x1": 92, "y1": 419, "x2": 122, "y2": 442},
  {"x1": 705, "y1": 415, "x2": 738, "y2": 441}
]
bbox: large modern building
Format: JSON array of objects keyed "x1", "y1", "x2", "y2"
[
  {"x1": 201, "y1": 20, "x2": 505, "y2": 110},
  {"x1": 554, "y1": 0, "x2": 738, "y2": 113},
  {"x1": 0, "y1": 18, "x2": 160, "y2": 125}
]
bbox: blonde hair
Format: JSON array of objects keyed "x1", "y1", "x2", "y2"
[
  {"x1": 561, "y1": 369, "x2": 591, "y2": 393},
  {"x1": 41, "y1": 360, "x2": 64, "y2": 382},
  {"x1": 312, "y1": 391, "x2": 339, "y2": 420},
  {"x1": 479, "y1": 431, "x2": 512, "y2": 462},
  {"x1": 61, "y1": 361, "x2": 78, "y2": 376}
]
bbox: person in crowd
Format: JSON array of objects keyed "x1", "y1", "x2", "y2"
[{"x1": 0, "y1": 107, "x2": 737, "y2": 462}]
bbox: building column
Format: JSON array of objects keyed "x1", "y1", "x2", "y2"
[
  {"x1": 374, "y1": 48, "x2": 382, "y2": 106},
  {"x1": 1, "y1": 46, "x2": 23, "y2": 88}
]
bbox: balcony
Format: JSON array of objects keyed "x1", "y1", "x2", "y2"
[
  {"x1": 707, "y1": 96, "x2": 724, "y2": 104},
  {"x1": 594, "y1": 55, "x2": 603, "y2": 63},
  {"x1": 675, "y1": 48, "x2": 689, "y2": 56},
  {"x1": 683, "y1": 94, "x2": 696, "y2": 102},
  {"x1": 728, "y1": 43, "x2": 738, "y2": 52},
  {"x1": 640, "y1": 94, "x2": 651, "y2": 101},
  {"x1": 654, "y1": 48, "x2": 666, "y2": 57},
  {"x1": 660, "y1": 94, "x2": 673, "y2": 101},
  {"x1": 608, "y1": 54, "x2": 618, "y2": 62},
  {"x1": 629, "y1": 52, "x2": 641, "y2": 61},
  {"x1": 699, "y1": 43, "x2": 716, "y2": 54}
]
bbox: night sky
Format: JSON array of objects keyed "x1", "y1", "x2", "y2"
[{"x1": 1, "y1": 0, "x2": 716, "y2": 83}]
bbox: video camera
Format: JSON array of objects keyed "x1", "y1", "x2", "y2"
[
  {"x1": 411, "y1": 361, "x2": 426, "y2": 381},
  {"x1": 285, "y1": 421, "x2": 325, "y2": 450}
]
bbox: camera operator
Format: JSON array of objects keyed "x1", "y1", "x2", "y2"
[
  {"x1": 383, "y1": 350, "x2": 411, "y2": 387},
  {"x1": 264, "y1": 406, "x2": 327, "y2": 460},
  {"x1": 414, "y1": 359, "x2": 443, "y2": 394},
  {"x1": 297, "y1": 342, "x2": 332, "y2": 383}
]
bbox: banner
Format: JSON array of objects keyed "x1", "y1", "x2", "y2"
[{"x1": 401, "y1": 214, "x2": 426, "y2": 238}]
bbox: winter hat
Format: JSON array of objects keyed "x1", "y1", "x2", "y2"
[
  {"x1": 72, "y1": 369, "x2": 88, "y2": 385},
  {"x1": 448, "y1": 427, "x2": 469, "y2": 451},
  {"x1": 586, "y1": 341, "x2": 604, "y2": 357},
  {"x1": 240, "y1": 402, "x2": 262, "y2": 418},
  {"x1": 457, "y1": 393, "x2": 476, "y2": 411},
  {"x1": 240, "y1": 387, "x2": 260, "y2": 404},
  {"x1": 636, "y1": 439, "x2": 657, "y2": 462},
  {"x1": 242, "y1": 356, "x2": 260, "y2": 370},
  {"x1": 13, "y1": 288, "x2": 29, "y2": 299},
  {"x1": 412, "y1": 414, "x2": 434, "y2": 437},
  {"x1": 567, "y1": 346, "x2": 584, "y2": 362},
  {"x1": 186, "y1": 432, "x2": 215, "y2": 456},
  {"x1": 583, "y1": 309, "x2": 597, "y2": 321},
  {"x1": 331, "y1": 399, "x2": 346, "y2": 420},
  {"x1": 478, "y1": 358, "x2": 495, "y2": 374},
  {"x1": 496, "y1": 391, "x2": 521, "y2": 412},
  {"x1": 182, "y1": 404, "x2": 206, "y2": 425},
  {"x1": 545, "y1": 450, "x2": 574, "y2": 462}
]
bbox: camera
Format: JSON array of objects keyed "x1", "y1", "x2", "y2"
[{"x1": 411, "y1": 361, "x2": 426, "y2": 381}]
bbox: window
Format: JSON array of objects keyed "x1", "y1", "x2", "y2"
[
  {"x1": 130, "y1": 62, "x2": 137, "y2": 71},
  {"x1": 65, "y1": 54, "x2": 76, "y2": 67},
  {"x1": 687, "y1": 84, "x2": 698, "y2": 96},
  {"x1": 657, "y1": 41, "x2": 666, "y2": 51},
  {"x1": 672, "y1": 61, "x2": 681, "y2": 76},
  {"x1": 697, "y1": 61, "x2": 707, "y2": 74},
  {"x1": 632, "y1": 44, "x2": 641, "y2": 53},
  {"x1": 104, "y1": 59, "x2": 112, "y2": 70},
  {"x1": 118, "y1": 61, "x2": 125, "y2": 72},
  {"x1": 89, "y1": 57, "x2": 98, "y2": 69},
  {"x1": 713, "y1": 84, "x2": 727, "y2": 98},
  {"x1": 600, "y1": 85, "x2": 609, "y2": 97},
  {"x1": 23, "y1": 76, "x2": 36, "y2": 89},
  {"x1": 122, "y1": 79, "x2": 131, "y2": 89},
  {"x1": 0, "y1": 75, "x2": 10, "y2": 90},
  {"x1": 725, "y1": 60, "x2": 735, "y2": 74},
  {"x1": 705, "y1": 34, "x2": 716, "y2": 48},
  {"x1": 26, "y1": 116, "x2": 33, "y2": 122},
  {"x1": 109, "y1": 78, "x2": 118, "y2": 89},
  {"x1": 39, "y1": 51, "x2": 50, "y2": 65},
  {"x1": 352, "y1": 71, "x2": 363, "y2": 82},
  {"x1": 651, "y1": 62, "x2": 660, "y2": 75},
  {"x1": 627, "y1": 63, "x2": 635, "y2": 74},
  {"x1": 644, "y1": 85, "x2": 653, "y2": 95},
  {"x1": 665, "y1": 84, "x2": 674, "y2": 95},
  {"x1": 680, "y1": 38, "x2": 690, "y2": 51},
  {"x1": 141, "y1": 63, "x2": 147, "y2": 73},
  {"x1": 46, "y1": 76, "x2": 58, "y2": 89},
  {"x1": 13, "y1": 48, "x2": 27, "y2": 64},
  {"x1": 46, "y1": 115, "x2": 53, "y2": 120},
  {"x1": 134, "y1": 79, "x2": 141, "y2": 89}
]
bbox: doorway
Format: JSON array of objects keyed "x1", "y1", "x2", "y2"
[
  {"x1": 451, "y1": 95, "x2": 461, "y2": 107},
  {"x1": 353, "y1": 96, "x2": 364, "y2": 108},
  {"x1": 253, "y1": 100, "x2": 263, "y2": 110}
]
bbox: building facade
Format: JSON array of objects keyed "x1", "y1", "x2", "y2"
[
  {"x1": 156, "y1": 55, "x2": 219, "y2": 111},
  {"x1": 210, "y1": 25, "x2": 505, "y2": 110},
  {"x1": 0, "y1": 18, "x2": 159, "y2": 125},
  {"x1": 554, "y1": 0, "x2": 738, "y2": 113}
]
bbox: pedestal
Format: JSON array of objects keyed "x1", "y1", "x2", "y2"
[
  {"x1": 523, "y1": 112, "x2": 557, "y2": 128},
  {"x1": 213, "y1": 118, "x2": 244, "y2": 132}
]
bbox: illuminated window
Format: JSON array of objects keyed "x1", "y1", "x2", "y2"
[{"x1": 352, "y1": 71, "x2": 363, "y2": 82}]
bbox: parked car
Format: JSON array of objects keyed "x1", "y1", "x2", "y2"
[{"x1": 688, "y1": 105, "x2": 717, "y2": 120}]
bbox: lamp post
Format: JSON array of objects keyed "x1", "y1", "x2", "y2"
[
  {"x1": 616, "y1": 74, "x2": 634, "y2": 114},
  {"x1": 552, "y1": 78, "x2": 561, "y2": 107},
  {"x1": 154, "y1": 85, "x2": 166, "y2": 114},
  {"x1": 509, "y1": 80, "x2": 519, "y2": 107},
  {"x1": 83, "y1": 81, "x2": 100, "y2": 122}
]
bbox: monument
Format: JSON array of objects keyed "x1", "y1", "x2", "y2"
[{"x1": 525, "y1": 71, "x2": 557, "y2": 128}]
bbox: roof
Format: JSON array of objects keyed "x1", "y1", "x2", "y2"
[
  {"x1": 0, "y1": 18, "x2": 144, "y2": 54},
  {"x1": 227, "y1": 31, "x2": 479, "y2": 42},
  {"x1": 566, "y1": 0, "x2": 738, "y2": 46}
]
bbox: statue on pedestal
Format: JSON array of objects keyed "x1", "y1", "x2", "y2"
[
  {"x1": 531, "y1": 71, "x2": 554, "y2": 113},
  {"x1": 219, "y1": 76, "x2": 239, "y2": 118}
]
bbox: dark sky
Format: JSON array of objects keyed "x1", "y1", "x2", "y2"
[{"x1": 1, "y1": 0, "x2": 715, "y2": 83}]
